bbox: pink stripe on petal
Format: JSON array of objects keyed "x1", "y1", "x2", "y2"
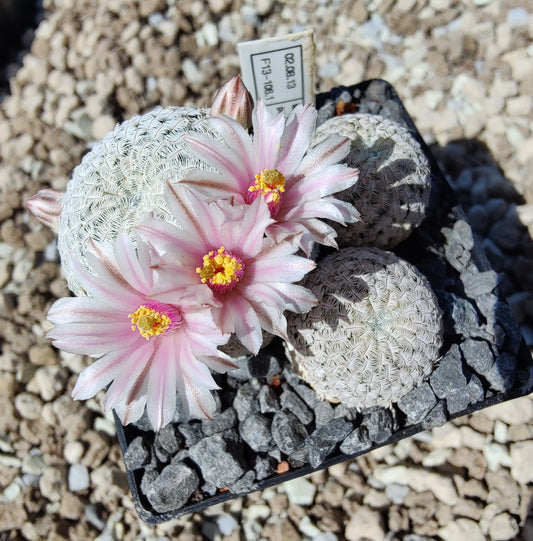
[
  {"x1": 265, "y1": 221, "x2": 305, "y2": 244},
  {"x1": 245, "y1": 291, "x2": 288, "y2": 339},
  {"x1": 282, "y1": 199, "x2": 359, "y2": 224},
  {"x1": 180, "y1": 373, "x2": 217, "y2": 419},
  {"x1": 237, "y1": 197, "x2": 273, "y2": 258},
  {"x1": 146, "y1": 340, "x2": 177, "y2": 430},
  {"x1": 113, "y1": 232, "x2": 151, "y2": 293},
  {"x1": 137, "y1": 216, "x2": 186, "y2": 253},
  {"x1": 180, "y1": 354, "x2": 219, "y2": 390},
  {"x1": 301, "y1": 217, "x2": 339, "y2": 248},
  {"x1": 256, "y1": 233, "x2": 301, "y2": 259},
  {"x1": 115, "y1": 395, "x2": 147, "y2": 426},
  {"x1": 68, "y1": 256, "x2": 140, "y2": 310},
  {"x1": 296, "y1": 135, "x2": 351, "y2": 176},
  {"x1": 209, "y1": 115, "x2": 254, "y2": 172},
  {"x1": 181, "y1": 310, "x2": 227, "y2": 343},
  {"x1": 267, "y1": 282, "x2": 318, "y2": 313},
  {"x1": 104, "y1": 341, "x2": 154, "y2": 412},
  {"x1": 47, "y1": 297, "x2": 122, "y2": 325},
  {"x1": 72, "y1": 343, "x2": 140, "y2": 400},
  {"x1": 49, "y1": 324, "x2": 137, "y2": 351},
  {"x1": 283, "y1": 165, "x2": 359, "y2": 206},
  {"x1": 276, "y1": 104, "x2": 316, "y2": 173},
  {"x1": 252, "y1": 101, "x2": 285, "y2": 170},
  {"x1": 199, "y1": 354, "x2": 238, "y2": 374},
  {"x1": 185, "y1": 133, "x2": 250, "y2": 182},
  {"x1": 224, "y1": 295, "x2": 263, "y2": 354},
  {"x1": 180, "y1": 170, "x2": 246, "y2": 203},
  {"x1": 165, "y1": 184, "x2": 222, "y2": 248},
  {"x1": 251, "y1": 254, "x2": 315, "y2": 284}
]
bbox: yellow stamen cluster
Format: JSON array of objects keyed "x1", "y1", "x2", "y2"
[
  {"x1": 249, "y1": 168, "x2": 286, "y2": 204},
  {"x1": 196, "y1": 246, "x2": 243, "y2": 287},
  {"x1": 129, "y1": 305, "x2": 171, "y2": 340}
]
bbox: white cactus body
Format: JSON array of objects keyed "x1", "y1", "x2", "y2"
[
  {"x1": 58, "y1": 106, "x2": 221, "y2": 296},
  {"x1": 284, "y1": 247, "x2": 443, "y2": 409},
  {"x1": 312, "y1": 113, "x2": 431, "y2": 249}
]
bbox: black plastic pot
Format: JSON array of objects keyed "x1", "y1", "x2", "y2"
[{"x1": 115, "y1": 79, "x2": 533, "y2": 524}]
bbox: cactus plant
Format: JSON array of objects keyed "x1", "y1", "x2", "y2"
[
  {"x1": 57, "y1": 106, "x2": 221, "y2": 296},
  {"x1": 284, "y1": 247, "x2": 443, "y2": 409},
  {"x1": 312, "y1": 113, "x2": 431, "y2": 249}
]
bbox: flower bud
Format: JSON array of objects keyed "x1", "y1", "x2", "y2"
[
  {"x1": 26, "y1": 188, "x2": 64, "y2": 233},
  {"x1": 210, "y1": 75, "x2": 253, "y2": 129}
]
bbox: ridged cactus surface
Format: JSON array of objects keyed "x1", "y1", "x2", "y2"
[
  {"x1": 312, "y1": 113, "x2": 431, "y2": 249},
  {"x1": 284, "y1": 247, "x2": 443, "y2": 409},
  {"x1": 58, "y1": 106, "x2": 219, "y2": 296}
]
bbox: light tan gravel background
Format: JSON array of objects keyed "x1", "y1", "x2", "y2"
[{"x1": 0, "y1": 0, "x2": 532, "y2": 539}]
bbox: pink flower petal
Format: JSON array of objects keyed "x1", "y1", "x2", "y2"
[
  {"x1": 113, "y1": 232, "x2": 152, "y2": 292},
  {"x1": 296, "y1": 135, "x2": 351, "y2": 176},
  {"x1": 283, "y1": 164, "x2": 358, "y2": 205},
  {"x1": 251, "y1": 253, "x2": 316, "y2": 284},
  {"x1": 180, "y1": 170, "x2": 246, "y2": 204},
  {"x1": 252, "y1": 101, "x2": 285, "y2": 170},
  {"x1": 185, "y1": 132, "x2": 250, "y2": 183},
  {"x1": 68, "y1": 254, "x2": 139, "y2": 310},
  {"x1": 208, "y1": 114, "x2": 254, "y2": 172},
  {"x1": 47, "y1": 297, "x2": 122, "y2": 325},
  {"x1": 226, "y1": 196, "x2": 273, "y2": 258},
  {"x1": 164, "y1": 184, "x2": 222, "y2": 248},
  {"x1": 49, "y1": 322, "x2": 139, "y2": 356},
  {"x1": 72, "y1": 343, "x2": 141, "y2": 400},
  {"x1": 282, "y1": 198, "x2": 360, "y2": 224},
  {"x1": 146, "y1": 339, "x2": 177, "y2": 430},
  {"x1": 137, "y1": 216, "x2": 205, "y2": 262},
  {"x1": 103, "y1": 341, "x2": 155, "y2": 412},
  {"x1": 276, "y1": 104, "x2": 316, "y2": 173},
  {"x1": 178, "y1": 373, "x2": 217, "y2": 419},
  {"x1": 265, "y1": 282, "x2": 318, "y2": 313},
  {"x1": 223, "y1": 295, "x2": 263, "y2": 354}
]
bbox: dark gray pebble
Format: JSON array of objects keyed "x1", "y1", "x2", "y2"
[
  {"x1": 446, "y1": 373, "x2": 485, "y2": 414},
  {"x1": 258, "y1": 385, "x2": 280, "y2": 414},
  {"x1": 484, "y1": 352, "x2": 517, "y2": 392},
  {"x1": 280, "y1": 386, "x2": 314, "y2": 425},
  {"x1": 233, "y1": 382, "x2": 261, "y2": 421},
  {"x1": 421, "y1": 400, "x2": 449, "y2": 429},
  {"x1": 123, "y1": 436, "x2": 150, "y2": 471},
  {"x1": 189, "y1": 431, "x2": 246, "y2": 488},
  {"x1": 460, "y1": 338, "x2": 493, "y2": 374},
  {"x1": 144, "y1": 462, "x2": 199, "y2": 514},
  {"x1": 271, "y1": 410, "x2": 308, "y2": 455},
  {"x1": 201, "y1": 407, "x2": 237, "y2": 437},
  {"x1": 362, "y1": 408, "x2": 393, "y2": 444},
  {"x1": 397, "y1": 382, "x2": 438, "y2": 425},
  {"x1": 178, "y1": 423, "x2": 204, "y2": 448},
  {"x1": 239, "y1": 413, "x2": 273, "y2": 452},
  {"x1": 339, "y1": 426, "x2": 371, "y2": 456},
  {"x1": 154, "y1": 424, "x2": 182, "y2": 456},
  {"x1": 254, "y1": 455, "x2": 276, "y2": 481},
  {"x1": 430, "y1": 344, "x2": 467, "y2": 398},
  {"x1": 305, "y1": 418, "x2": 354, "y2": 468}
]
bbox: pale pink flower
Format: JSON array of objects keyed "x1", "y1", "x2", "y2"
[
  {"x1": 210, "y1": 75, "x2": 253, "y2": 129},
  {"x1": 181, "y1": 100, "x2": 360, "y2": 255},
  {"x1": 138, "y1": 186, "x2": 318, "y2": 355},
  {"x1": 26, "y1": 188, "x2": 64, "y2": 233},
  {"x1": 47, "y1": 233, "x2": 235, "y2": 431}
]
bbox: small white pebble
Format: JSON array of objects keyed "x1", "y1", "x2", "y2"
[{"x1": 68, "y1": 463, "x2": 90, "y2": 492}]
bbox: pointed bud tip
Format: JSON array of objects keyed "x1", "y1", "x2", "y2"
[
  {"x1": 210, "y1": 75, "x2": 254, "y2": 129},
  {"x1": 26, "y1": 188, "x2": 64, "y2": 233}
]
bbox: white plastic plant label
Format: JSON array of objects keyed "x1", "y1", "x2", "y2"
[{"x1": 237, "y1": 30, "x2": 315, "y2": 116}]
